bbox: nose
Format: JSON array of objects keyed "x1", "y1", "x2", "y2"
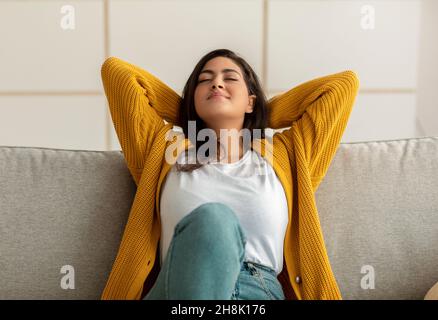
[{"x1": 211, "y1": 78, "x2": 224, "y2": 89}]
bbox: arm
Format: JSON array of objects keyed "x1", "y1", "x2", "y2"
[
  {"x1": 101, "y1": 57, "x2": 181, "y2": 184},
  {"x1": 271, "y1": 70, "x2": 360, "y2": 191}
]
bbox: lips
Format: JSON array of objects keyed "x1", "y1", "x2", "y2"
[{"x1": 209, "y1": 93, "x2": 229, "y2": 99}]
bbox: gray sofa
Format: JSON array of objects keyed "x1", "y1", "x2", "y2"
[{"x1": 1, "y1": 136, "x2": 437, "y2": 300}]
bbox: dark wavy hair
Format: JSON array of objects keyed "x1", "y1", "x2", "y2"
[{"x1": 175, "y1": 49, "x2": 269, "y2": 172}]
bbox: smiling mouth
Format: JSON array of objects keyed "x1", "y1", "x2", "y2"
[
  {"x1": 209, "y1": 94, "x2": 229, "y2": 100},
  {"x1": 210, "y1": 95, "x2": 227, "y2": 99}
]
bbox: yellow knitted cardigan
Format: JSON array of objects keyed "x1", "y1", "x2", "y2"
[{"x1": 100, "y1": 56, "x2": 360, "y2": 300}]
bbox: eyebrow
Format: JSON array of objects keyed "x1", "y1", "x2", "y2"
[{"x1": 199, "y1": 69, "x2": 241, "y2": 77}]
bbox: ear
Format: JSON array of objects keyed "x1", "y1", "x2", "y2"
[{"x1": 246, "y1": 95, "x2": 256, "y2": 113}]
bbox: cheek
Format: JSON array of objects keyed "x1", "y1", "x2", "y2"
[
  {"x1": 193, "y1": 88, "x2": 204, "y2": 114},
  {"x1": 194, "y1": 86, "x2": 205, "y2": 101},
  {"x1": 193, "y1": 88, "x2": 201, "y2": 105},
  {"x1": 233, "y1": 91, "x2": 249, "y2": 107}
]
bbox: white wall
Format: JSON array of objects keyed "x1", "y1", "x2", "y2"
[
  {"x1": 0, "y1": 0, "x2": 106, "y2": 150},
  {"x1": 268, "y1": 0, "x2": 421, "y2": 143},
  {"x1": 0, "y1": 0, "x2": 436, "y2": 151},
  {"x1": 417, "y1": 0, "x2": 438, "y2": 138}
]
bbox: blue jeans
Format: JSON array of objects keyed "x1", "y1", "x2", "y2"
[{"x1": 143, "y1": 202, "x2": 285, "y2": 300}]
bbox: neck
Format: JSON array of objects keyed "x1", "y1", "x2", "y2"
[{"x1": 215, "y1": 131, "x2": 245, "y2": 164}]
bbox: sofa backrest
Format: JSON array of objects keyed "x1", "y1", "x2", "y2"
[
  {"x1": 317, "y1": 137, "x2": 438, "y2": 299},
  {"x1": 0, "y1": 136, "x2": 437, "y2": 299},
  {"x1": 0, "y1": 147, "x2": 136, "y2": 299}
]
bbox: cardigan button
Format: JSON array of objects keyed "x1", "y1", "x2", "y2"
[{"x1": 295, "y1": 276, "x2": 302, "y2": 284}]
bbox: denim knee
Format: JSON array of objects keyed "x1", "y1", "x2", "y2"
[{"x1": 174, "y1": 202, "x2": 247, "y2": 248}]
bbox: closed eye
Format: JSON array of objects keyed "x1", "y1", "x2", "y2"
[{"x1": 198, "y1": 78, "x2": 238, "y2": 83}]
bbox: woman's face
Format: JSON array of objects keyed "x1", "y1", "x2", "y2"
[{"x1": 194, "y1": 57, "x2": 256, "y2": 132}]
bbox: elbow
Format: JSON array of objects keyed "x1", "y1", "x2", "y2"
[
  {"x1": 344, "y1": 70, "x2": 360, "y2": 92},
  {"x1": 101, "y1": 56, "x2": 120, "y2": 78}
]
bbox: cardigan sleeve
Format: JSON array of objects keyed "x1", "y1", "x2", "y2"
[
  {"x1": 270, "y1": 70, "x2": 360, "y2": 191},
  {"x1": 101, "y1": 57, "x2": 181, "y2": 184}
]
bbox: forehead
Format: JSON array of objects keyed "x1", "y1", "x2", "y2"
[{"x1": 200, "y1": 57, "x2": 242, "y2": 76}]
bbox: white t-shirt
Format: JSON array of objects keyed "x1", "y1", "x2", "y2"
[{"x1": 158, "y1": 146, "x2": 289, "y2": 275}]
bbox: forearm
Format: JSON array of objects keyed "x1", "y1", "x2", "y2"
[
  {"x1": 103, "y1": 56, "x2": 181, "y2": 125},
  {"x1": 128, "y1": 61, "x2": 181, "y2": 124},
  {"x1": 268, "y1": 70, "x2": 358, "y2": 129}
]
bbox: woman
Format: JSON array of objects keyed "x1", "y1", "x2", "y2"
[{"x1": 100, "y1": 49, "x2": 360, "y2": 300}]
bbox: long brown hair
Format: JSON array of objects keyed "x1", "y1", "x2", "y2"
[{"x1": 175, "y1": 49, "x2": 269, "y2": 172}]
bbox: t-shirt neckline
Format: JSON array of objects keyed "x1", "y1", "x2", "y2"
[{"x1": 209, "y1": 149, "x2": 252, "y2": 167}]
